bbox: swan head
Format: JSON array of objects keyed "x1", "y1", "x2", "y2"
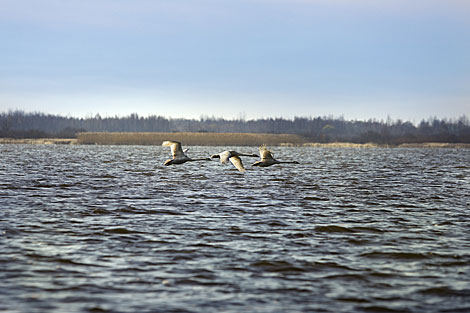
[
  {"x1": 164, "y1": 159, "x2": 174, "y2": 166},
  {"x1": 210, "y1": 154, "x2": 220, "y2": 160}
]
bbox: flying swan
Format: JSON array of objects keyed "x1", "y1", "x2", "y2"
[
  {"x1": 211, "y1": 150, "x2": 259, "y2": 172},
  {"x1": 162, "y1": 141, "x2": 210, "y2": 165},
  {"x1": 252, "y1": 145, "x2": 299, "y2": 167}
]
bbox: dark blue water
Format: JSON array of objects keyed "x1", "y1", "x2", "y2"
[{"x1": 1, "y1": 144, "x2": 469, "y2": 312}]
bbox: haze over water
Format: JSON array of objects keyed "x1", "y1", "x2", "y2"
[{"x1": 1, "y1": 144, "x2": 469, "y2": 312}]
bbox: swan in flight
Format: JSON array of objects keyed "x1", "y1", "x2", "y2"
[
  {"x1": 252, "y1": 145, "x2": 299, "y2": 167},
  {"x1": 211, "y1": 150, "x2": 259, "y2": 172},
  {"x1": 162, "y1": 141, "x2": 210, "y2": 165}
]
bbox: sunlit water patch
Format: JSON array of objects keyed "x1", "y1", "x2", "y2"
[{"x1": 1, "y1": 144, "x2": 469, "y2": 312}]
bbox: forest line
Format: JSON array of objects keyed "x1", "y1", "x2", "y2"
[{"x1": 1, "y1": 111, "x2": 470, "y2": 144}]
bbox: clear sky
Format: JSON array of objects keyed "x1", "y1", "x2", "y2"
[{"x1": 1, "y1": 0, "x2": 469, "y2": 121}]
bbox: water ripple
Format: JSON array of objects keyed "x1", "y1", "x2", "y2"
[{"x1": 1, "y1": 145, "x2": 468, "y2": 313}]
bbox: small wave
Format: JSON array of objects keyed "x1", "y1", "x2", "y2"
[
  {"x1": 284, "y1": 232, "x2": 312, "y2": 238},
  {"x1": 54, "y1": 258, "x2": 105, "y2": 268},
  {"x1": 436, "y1": 260, "x2": 469, "y2": 266},
  {"x1": 360, "y1": 251, "x2": 429, "y2": 260},
  {"x1": 439, "y1": 220, "x2": 456, "y2": 225},
  {"x1": 95, "y1": 174, "x2": 118, "y2": 179},
  {"x1": 260, "y1": 287, "x2": 313, "y2": 294},
  {"x1": 314, "y1": 225, "x2": 355, "y2": 233},
  {"x1": 303, "y1": 196, "x2": 329, "y2": 201},
  {"x1": 347, "y1": 238, "x2": 371, "y2": 245},
  {"x1": 338, "y1": 203, "x2": 358, "y2": 208},
  {"x1": 191, "y1": 242, "x2": 215, "y2": 249},
  {"x1": 172, "y1": 278, "x2": 227, "y2": 287},
  {"x1": 228, "y1": 226, "x2": 244, "y2": 233},
  {"x1": 87, "y1": 306, "x2": 109, "y2": 313},
  {"x1": 366, "y1": 271, "x2": 400, "y2": 278},
  {"x1": 117, "y1": 207, "x2": 186, "y2": 215},
  {"x1": 139, "y1": 172, "x2": 155, "y2": 177},
  {"x1": 358, "y1": 305, "x2": 409, "y2": 312},
  {"x1": 336, "y1": 297, "x2": 370, "y2": 303},
  {"x1": 365, "y1": 201, "x2": 381, "y2": 206},
  {"x1": 311, "y1": 261, "x2": 354, "y2": 271},
  {"x1": 270, "y1": 178, "x2": 290, "y2": 182},
  {"x1": 324, "y1": 273, "x2": 369, "y2": 281},
  {"x1": 104, "y1": 227, "x2": 139, "y2": 234},
  {"x1": 33, "y1": 183, "x2": 57, "y2": 188},
  {"x1": 251, "y1": 259, "x2": 355, "y2": 273},
  {"x1": 418, "y1": 286, "x2": 470, "y2": 297},
  {"x1": 250, "y1": 260, "x2": 304, "y2": 273},
  {"x1": 248, "y1": 219, "x2": 289, "y2": 227},
  {"x1": 438, "y1": 307, "x2": 470, "y2": 313},
  {"x1": 266, "y1": 220, "x2": 290, "y2": 227},
  {"x1": 24, "y1": 253, "x2": 104, "y2": 268},
  {"x1": 396, "y1": 203, "x2": 421, "y2": 209},
  {"x1": 350, "y1": 226, "x2": 385, "y2": 233},
  {"x1": 91, "y1": 208, "x2": 112, "y2": 215},
  {"x1": 1, "y1": 184, "x2": 27, "y2": 190}
]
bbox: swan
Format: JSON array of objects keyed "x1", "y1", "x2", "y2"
[
  {"x1": 211, "y1": 150, "x2": 259, "y2": 172},
  {"x1": 162, "y1": 141, "x2": 210, "y2": 165},
  {"x1": 252, "y1": 145, "x2": 299, "y2": 167}
]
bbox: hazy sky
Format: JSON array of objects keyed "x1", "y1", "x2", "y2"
[{"x1": 1, "y1": 0, "x2": 469, "y2": 121}]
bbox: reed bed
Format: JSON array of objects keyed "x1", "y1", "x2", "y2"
[
  {"x1": 76, "y1": 132, "x2": 307, "y2": 146},
  {"x1": 397, "y1": 142, "x2": 470, "y2": 149},
  {"x1": 3, "y1": 134, "x2": 468, "y2": 148},
  {"x1": 302, "y1": 142, "x2": 385, "y2": 148}
]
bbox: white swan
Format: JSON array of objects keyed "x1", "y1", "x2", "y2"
[
  {"x1": 211, "y1": 150, "x2": 259, "y2": 172},
  {"x1": 252, "y1": 145, "x2": 299, "y2": 167},
  {"x1": 162, "y1": 141, "x2": 210, "y2": 166}
]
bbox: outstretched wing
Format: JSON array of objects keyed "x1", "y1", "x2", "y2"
[
  {"x1": 229, "y1": 156, "x2": 246, "y2": 172},
  {"x1": 259, "y1": 145, "x2": 268, "y2": 156},
  {"x1": 162, "y1": 141, "x2": 185, "y2": 158},
  {"x1": 259, "y1": 145, "x2": 274, "y2": 161}
]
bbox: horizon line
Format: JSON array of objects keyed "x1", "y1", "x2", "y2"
[{"x1": 1, "y1": 109, "x2": 469, "y2": 124}]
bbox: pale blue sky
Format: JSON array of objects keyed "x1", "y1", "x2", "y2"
[{"x1": 1, "y1": 0, "x2": 469, "y2": 121}]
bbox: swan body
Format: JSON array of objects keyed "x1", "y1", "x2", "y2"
[
  {"x1": 252, "y1": 145, "x2": 299, "y2": 167},
  {"x1": 211, "y1": 150, "x2": 259, "y2": 172},
  {"x1": 162, "y1": 141, "x2": 210, "y2": 165}
]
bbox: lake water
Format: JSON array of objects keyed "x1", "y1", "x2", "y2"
[{"x1": 1, "y1": 144, "x2": 469, "y2": 313}]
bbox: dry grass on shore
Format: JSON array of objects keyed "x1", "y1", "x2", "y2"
[
  {"x1": 302, "y1": 142, "x2": 385, "y2": 148},
  {"x1": 76, "y1": 132, "x2": 307, "y2": 146},
  {"x1": 1, "y1": 133, "x2": 469, "y2": 149},
  {"x1": 304, "y1": 142, "x2": 470, "y2": 149},
  {"x1": 0, "y1": 138, "x2": 78, "y2": 145},
  {"x1": 397, "y1": 142, "x2": 470, "y2": 149}
]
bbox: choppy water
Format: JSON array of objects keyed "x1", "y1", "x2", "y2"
[{"x1": 1, "y1": 144, "x2": 469, "y2": 313}]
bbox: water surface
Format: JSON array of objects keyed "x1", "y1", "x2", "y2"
[{"x1": 1, "y1": 144, "x2": 469, "y2": 312}]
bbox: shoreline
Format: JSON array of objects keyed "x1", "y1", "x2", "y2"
[
  {"x1": 1, "y1": 136, "x2": 469, "y2": 149},
  {"x1": 0, "y1": 138, "x2": 78, "y2": 145}
]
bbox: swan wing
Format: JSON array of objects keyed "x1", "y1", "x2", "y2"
[
  {"x1": 259, "y1": 145, "x2": 268, "y2": 154},
  {"x1": 259, "y1": 145, "x2": 274, "y2": 161},
  {"x1": 229, "y1": 156, "x2": 246, "y2": 172},
  {"x1": 265, "y1": 150, "x2": 275, "y2": 160},
  {"x1": 162, "y1": 141, "x2": 185, "y2": 158}
]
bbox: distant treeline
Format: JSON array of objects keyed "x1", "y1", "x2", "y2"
[{"x1": 1, "y1": 110, "x2": 470, "y2": 144}]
